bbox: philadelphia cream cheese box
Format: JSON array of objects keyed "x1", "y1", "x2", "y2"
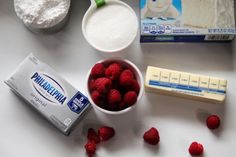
[
  {"x1": 5, "y1": 54, "x2": 91, "y2": 135},
  {"x1": 140, "y1": 0, "x2": 236, "y2": 42}
]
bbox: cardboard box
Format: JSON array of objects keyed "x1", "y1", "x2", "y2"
[{"x1": 140, "y1": 0, "x2": 236, "y2": 42}]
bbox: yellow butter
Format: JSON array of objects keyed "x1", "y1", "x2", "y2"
[{"x1": 145, "y1": 66, "x2": 227, "y2": 103}]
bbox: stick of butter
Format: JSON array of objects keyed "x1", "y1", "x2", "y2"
[
  {"x1": 5, "y1": 54, "x2": 91, "y2": 135},
  {"x1": 145, "y1": 66, "x2": 227, "y2": 103}
]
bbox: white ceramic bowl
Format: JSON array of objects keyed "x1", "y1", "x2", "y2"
[{"x1": 86, "y1": 59, "x2": 144, "y2": 115}]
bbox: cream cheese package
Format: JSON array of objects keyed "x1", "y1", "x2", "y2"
[
  {"x1": 145, "y1": 66, "x2": 227, "y2": 103},
  {"x1": 5, "y1": 54, "x2": 91, "y2": 135},
  {"x1": 140, "y1": 0, "x2": 236, "y2": 42}
]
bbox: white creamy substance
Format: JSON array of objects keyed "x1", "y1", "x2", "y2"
[
  {"x1": 14, "y1": 0, "x2": 70, "y2": 29},
  {"x1": 182, "y1": 0, "x2": 235, "y2": 28},
  {"x1": 85, "y1": 3, "x2": 138, "y2": 51}
]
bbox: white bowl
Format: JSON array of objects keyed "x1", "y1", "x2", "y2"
[
  {"x1": 82, "y1": 0, "x2": 138, "y2": 54},
  {"x1": 86, "y1": 59, "x2": 144, "y2": 115}
]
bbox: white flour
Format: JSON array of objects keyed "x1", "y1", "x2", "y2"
[
  {"x1": 85, "y1": 3, "x2": 138, "y2": 51},
  {"x1": 14, "y1": 0, "x2": 70, "y2": 29}
]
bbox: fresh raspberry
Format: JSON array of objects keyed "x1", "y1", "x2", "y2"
[
  {"x1": 84, "y1": 141, "x2": 96, "y2": 157},
  {"x1": 125, "y1": 80, "x2": 140, "y2": 94},
  {"x1": 87, "y1": 128, "x2": 100, "y2": 144},
  {"x1": 106, "y1": 103, "x2": 118, "y2": 111},
  {"x1": 123, "y1": 91, "x2": 137, "y2": 106},
  {"x1": 206, "y1": 115, "x2": 221, "y2": 129},
  {"x1": 119, "y1": 76, "x2": 134, "y2": 87},
  {"x1": 132, "y1": 80, "x2": 140, "y2": 94},
  {"x1": 107, "y1": 89, "x2": 121, "y2": 105},
  {"x1": 188, "y1": 142, "x2": 204, "y2": 156},
  {"x1": 105, "y1": 63, "x2": 122, "y2": 81},
  {"x1": 89, "y1": 79, "x2": 96, "y2": 92},
  {"x1": 121, "y1": 69, "x2": 134, "y2": 78},
  {"x1": 91, "y1": 90, "x2": 103, "y2": 106},
  {"x1": 94, "y1": 77, "x2": 112, "y2": 93},
  {"x1": 91, "y1": 63, "x2": 105, "y2": 78},
  {"x1": 119, "y1": 69, "x2": 135, "y2": 87},
  {"x1": 118, "y1": 101, "x2": 126, "y2": 110},
  {"x1": 98, "y1": 126, "x2": 115, "y2": 141},
  {"x1": 143, "y1": 127, "x2": 160, "y2": 145}
]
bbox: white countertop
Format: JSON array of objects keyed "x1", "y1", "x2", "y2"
[{"x1": 1, "y1": 0, "x2": 236, "y2": 156}]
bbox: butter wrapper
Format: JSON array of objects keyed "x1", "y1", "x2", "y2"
[
  {"x1": 5, "y1": 54, "x2": 91, "y2": 135},
  {"x1": 145, "y1": 66, "x2": 227, "y2": 103}
]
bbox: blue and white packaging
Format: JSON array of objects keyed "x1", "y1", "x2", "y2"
[
  {"x1": 5, "y1": 54, "x2": 91, "y2": 135},
  {"x1": 140, "y1": 0, "x2": 236, "y2": 42}
]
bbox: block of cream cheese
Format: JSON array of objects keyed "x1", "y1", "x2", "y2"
[
  {"x1": 145, "y1": 66, "x2": 227, "y2": 103},
  {"x1": 5, "y1": 54, "x2": 91, "y2": 135}
]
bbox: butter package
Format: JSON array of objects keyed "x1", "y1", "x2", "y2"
[
  {"x1": 145, "y1": 66, "x2": 227, "y2": 103},
  {"x1": 5, "y1": 54, "x2": 91, "y2": 135},
  {"x1": 140, "y1": 0, "x2": 236, "y2": 42}
]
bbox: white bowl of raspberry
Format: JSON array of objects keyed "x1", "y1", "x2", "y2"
[{"x1": 86, "y1": 59, "x2": 144, "y2": 115}]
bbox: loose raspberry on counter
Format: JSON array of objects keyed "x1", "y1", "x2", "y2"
[
  {"x1": 84, "y1": 141, "x2": 96, "y2": 157},
  {"x1": 87, "y1": 128, "x2": 100, "y2": 144},
  {"x1": 105, "y1": 63, "x2": 122, "y2": 81},
  {"x1": 124, "y1": 91, "x2": 137, "y2": 106},
  {"x1": 91, "y1": 90, "x2": 103, "y2": 106},
  {"x1": 206, "y1": 115, "x2": 221, "y2": 130},
  {"x1": 91, "y1": 63, "x2": 105, "y2": 78},
  {"x1": 98, "y1": 126, "x2": 115, "y2": 141},
  {"x1": 94, "y1": 77, "x2": 112, "y2": 93},
  {"x1": 143, "y1": 127, "x2": 160, "y2": 145},
  {"x1": 188, "y1": 142, "x2": 204, "y2": 156},
  {"x1": 107, "y1": 89, "x2": 122, "y2": 105}
]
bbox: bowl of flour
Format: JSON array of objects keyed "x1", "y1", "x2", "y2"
[
  {"x1": 14, "y1": 0, "x2": 71, "y2": 33},
  {"x1": 82, "y1": 0, "x2": 138, "y2": 54}
]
